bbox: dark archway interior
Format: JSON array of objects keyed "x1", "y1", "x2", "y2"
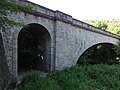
[
  {"x1": 18, "y1": 24, "x2": 51, "y2": 74},
  {"x1": 77, "y1": 43, "x2": 117, "y2": 65}
]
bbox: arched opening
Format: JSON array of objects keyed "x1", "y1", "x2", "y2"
[
  {"x1": 77, "y1": 43, "x2": 117, "y2": 65},
  {"x1": 18, "y1": 23, "x2": 51, "y2": 75}
]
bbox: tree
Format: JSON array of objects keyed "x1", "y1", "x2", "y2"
[
  {"x1": 95, "y1": 21, "x2": 108, "y2": 30},
  {"x1": 0, "y1": 0, "x2": 34, "y2": 27},
  {"x1": 83, "y1": 19, "x2": 120, "y2": 35}
]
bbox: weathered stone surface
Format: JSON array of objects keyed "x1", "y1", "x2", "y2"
[
  {"x1": 0, "y1": 32, "x2": 11, "y2": 90},
  {"x1": 1, "y1": 0, "x2": 120, "y2": 89},
  {"x1": 55, "y1": 20, "x2": 119, "y2": 70}
]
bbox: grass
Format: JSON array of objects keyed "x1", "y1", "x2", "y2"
[{"x1": 17, "y1": 64, "x2": 120, "y2": 90}]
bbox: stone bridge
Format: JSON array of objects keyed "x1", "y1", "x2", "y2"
[{"x1": 1, "y1": 0, "x2": 120, "y2": 79}]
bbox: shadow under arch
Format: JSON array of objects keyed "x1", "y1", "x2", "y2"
[
  {"x1": 77, "y1": 42, "x2": 117, "y2": 65},
  {"x1": 18, "y1": 23, "x2": 51, "y2": 74}
]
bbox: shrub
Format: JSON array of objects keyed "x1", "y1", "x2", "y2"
[
  {"x1": 18, "y1": 64, "x2": 120, "y2": 90},
  {"x1": 18, "y1": 71, "x2": 60, "y2": 90}
]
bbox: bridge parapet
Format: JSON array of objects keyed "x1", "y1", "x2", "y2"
[
  {"x1": 20, "y1": 0, "x2": 120, "y2": 40},
  {"x1": 55, "y1": 11, "x2": 72, "y2": 23},
  {"x1": 72, "y1": 19, "x2": 120, "y2": 39}
]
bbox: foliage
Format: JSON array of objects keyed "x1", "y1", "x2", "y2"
[
  {"x1": 0, "y1": 0, "x2": 34, "y2": 27},
  {"x1": 77, "y1": 46, "x2": 95, "y2": 65},
  {"x1": 84, "y1": 19, "x2": 120, "y2": 35},
  {"x1": 78, "y1": 44, "x2": 117, "y2": 65},
  {"x1": 114, "y1": 41, "x2": 120, "y2": 55},
  {"x1": 18, "y1": 64, "x2": 120, "y2": 90},
  {"x1": 95, "y1": 21, "x2": 108, "y2": 30},
  {"x1": 18, "y1": 71, "x2": 60, "y2": 90}
]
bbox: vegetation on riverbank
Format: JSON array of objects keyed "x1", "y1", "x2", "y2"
[{"x1": 17, "y1": 64, "x2": 120, "y2": 90}]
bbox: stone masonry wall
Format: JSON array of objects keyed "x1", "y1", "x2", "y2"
[
  {"x1": 0, "y1": 31, "x2": 11, "y2": 90},
  {"x1": 1, "y1": 0, "x2": 120, "y2": 85},
  {"x1": 1, "y1": 0, "x2": 120, "y2": 89},
  {"x1": 55, "y1": 19, "x2": 119, "y2": 70}
]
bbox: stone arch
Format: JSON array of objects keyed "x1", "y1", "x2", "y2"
[
  {"x1": 83, "y1": 42, "x2": 115, "y2": 56},
  {"x1": 17, "y1": 23, "x2": 51, "y2": 75},
  {"x1": 77, "y1": 42, "x2": 116, "y2": 64}
]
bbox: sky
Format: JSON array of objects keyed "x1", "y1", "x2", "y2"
[{"x1": 28, "y1": 0, "x2": 120, "y2": 20}]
